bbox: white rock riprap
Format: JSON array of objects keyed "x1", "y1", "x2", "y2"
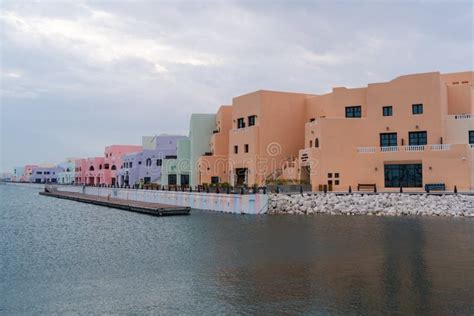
[{"x1": 268, "y1": 193, "x2": 474, "y2": 217}]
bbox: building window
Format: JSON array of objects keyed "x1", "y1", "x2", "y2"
[
  {"x1": 409, "y1": 131, "x2": 428, "y2": 145},
  {"x1": 138, "y1": 161, "x2": 142, "y2": 165},
  {"x1": 469, "y1": 131, "x2": 474, "y2": 144},
  {"x1": 237, "y1": 118, "x2": 245, "y2": 129},
  {"x1": 315, "y1": 138, "x2": 319, "y2": 148},
  {"x1": 180, "y1": 174, "x2": 189, "y2": 186},
  {"x1": 309, "y1": 140, "x2": 313, "y2": 147},
  {"x1": 168, "y1": 174, "x2": 177, "y2": 185},
  {"x1": 156, "y1": 159, "x2": 162, "y2": 166},
  {"x1": 412, "y1": 104, "x2": 423, "y2": 115},
  {"x1": 129, "y1": 162, "x2": 132, "y2": 168},
  {"x1": 380, "y1": 133, "x2": 398, "y2": 147},
  {"x1": 244, "y1": 144, "x2": 249, "y2": 153},
  {"x1": 234, "y1": 145, "x2": 238, "y2": 154},
  {"x1": 248, "y1": 115, "x2": 256, "y2": 126},
  {"x1": 211, "y1": 176, "x2": 219, "y2": 184},
  {"x1": 99, "y1": 164, "x2": 102, "y2": 170},
  {"x1": 335, "y1": 180, "x2": 340, "y2": 185},
  {"x1": 345, "y1": 106, "x2": 362, "y2": 118},
  {"x1": 104, "y1": 164, "x2": 109, "y2": 169},
  {"x1": 328, "y1": 173, "x2": 332, "y2": 178},
  {"x1": 146, "y1": 158, "x2": 152, "y2": 167},
  {"x1": 111, "y1": 165, "x2": 116, "y2": 170},
  {"x1": 383, "y1": 106, "x2": 393, "y2": 116},
  {"x1": 335, "y1": 173, "x2": 339, "y2": 178},
  {"x1": 384, "y1": 164, "x2": 422, "y2": 188}
]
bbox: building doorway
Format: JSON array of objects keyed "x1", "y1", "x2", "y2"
[
  {"x1": 180, "y1": 174, "x2": 189, "y2": 186},
  {"x1": 301, "y1": 166, "x2": 311, "y2": 184},
  {"x1": 235, "y1": 168, "x2": 247, "y2": 186},
  {"x1": 168, "y1": 174, "x2": 177, "y2": 185}
]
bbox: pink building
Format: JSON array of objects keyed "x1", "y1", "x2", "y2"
[
  {"x1": 21, "y1": 165, "x2": 38, "y2": 182},
  {"x1": 75, "y1": 145, "x2": 141, "y2": 185}
]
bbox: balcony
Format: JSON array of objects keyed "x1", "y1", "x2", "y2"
[
  {"x1": 357, "y1": 144, "x2": 456, "y2": 153},
  {"x1": 357, "y1": 147, "x2": 376, "y2": 153},
  {"x1": 430, "y1": 144, "x2": 451, "y2": 151},
  {"x1": 405, "y1": 145, "x2": 425, "y2": 152},
  {"x1": 454, "y1": 114, "x2": 472, "y2": 120},
  {"x1": 380, "y1": 146, "x2": 399, "y2": 153}
]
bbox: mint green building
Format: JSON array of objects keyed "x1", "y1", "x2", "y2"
[
  {"x1": 57, "y1": 158, "x2": 76, "y2": 184},
  {"x1": 162, "y1": 138, "x2": 191, "y2": 186},
  {"x1": 162, "y1": 114, "x2": 216, "y2": 187}
]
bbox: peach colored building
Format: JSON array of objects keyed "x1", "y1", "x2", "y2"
[
  {"x1": 75, "y1": 145, "x2": 141, "y2": 185},
  {"x1": 298, "y1": 71, "x2": 473, "y2": 192},
  {"x1": 198, "y1": 71, "x2": 473, "y2": 192},
  {"x1": 198, "y1": 91, "x2": 315, "y2": 186}
]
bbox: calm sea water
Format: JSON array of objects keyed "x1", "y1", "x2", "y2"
[{"x1": 1, "y1": 185, "x2": 474, "y2": 315}]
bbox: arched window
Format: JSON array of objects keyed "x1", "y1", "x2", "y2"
[
  {"x1": 309, "y1": 140, "x2": 313, "y2": 147},
  {"x1": 111, "y1": 165, "x2": 117, "y2": 170},
  {"x1": 99, "y1": 164, "x2": 102, "y2": 170},
  {"x1": 146, "y1": 158, "x2": 152, "y2": 166},
  {"x1": 315, "y1": 138, "x2": 319, "y2": 148},
  {"x1": 89, "y1": 166, "x2": 94, "y2": 171}
]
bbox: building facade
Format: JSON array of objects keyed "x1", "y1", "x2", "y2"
[
  {"x1": 75, "y1": 145, "x2": 141, "y2": 185},
  {"x1": 13, "y1": 167, "x2": 24, "y2": 182},
  {"x1": 116, "y1": 135, "x2": 187, "y2": 186},
  {"x1": 30, "y1": 166, "x2": 64, "y2": 183},
  {"x1": 162, "y1": 138, "x2": 191, "y2": 186},
  {"x1": 296, "y1": 71, "x2": 473, "y2": 192},
  {"x1": 195, "y1": 71, "x2": 473, "y2": 192},
  {"x1": 57, "y1": 158, "x2": 76, "y2": 184}
]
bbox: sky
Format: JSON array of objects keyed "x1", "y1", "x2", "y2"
[{"x1": 0, "y1": 0, "x2": 472, "y2": 172}]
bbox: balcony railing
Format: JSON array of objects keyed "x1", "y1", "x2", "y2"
[
  {"x1": 357, "y1": 147, "x2": 376, "y2": 153},
  {"x1": 380, "y1": 146, "x2": 399, "y2": 152},
  {"x1": 454, "y1": 114, "x2": 472, "y2": 120},
  {"x1": 405, "y1": 145, "x2": 425, "y2": 152},
  {"x1": 357, "y1": 144, "x2": 460, "y2": 153},
  {"x1": 430, "y1": 144, "x2": 451, "y2": 151}
]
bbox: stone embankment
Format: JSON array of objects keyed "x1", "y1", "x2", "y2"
[{"x1": 268, "y1": 193, "x2": 474, "y2": 217}]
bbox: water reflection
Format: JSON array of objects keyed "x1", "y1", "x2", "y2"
[
  {"x1": 209, "y1": 216, "x2": 473, "y2": 314},
  {"x1": 1, "y1": 186, "x2": 473, "y2": 314}
]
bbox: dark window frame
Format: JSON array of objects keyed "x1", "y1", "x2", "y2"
[
  {"x1": 383, "y1": 106, "x2": 393, "y2": 117},
  {"x1": 385, "y1": 164, "x2": 423, "y2": 188},
  {"x1": 248, "y1": 115, "x2": 256, "y2": 127},
  {"x1": 380, "y1": 133, "x2": 398, "y2": 147},
  {"x1": 234, "y1": 145, "x2": 238, "y2": 154},
  {"x1": 409, "y1": 131, "x2": 428, "y2": 146},
  {"x1": 469, "y1": 131, "x2": 474, "y2": 144},
  {"x1": 345, "y1": 106, "x2": 362, "y2": 118},
  {"x1": 412, "y1": 103, "x2": 423, "y2": 115},
  {"x1": 237, "y1": 118, "x2": 245, "y2": 129},
  {"x1": 244, "y1": 144, "x2": 249, "y2": 153}
]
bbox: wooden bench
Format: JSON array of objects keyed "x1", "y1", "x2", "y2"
[{"x1": 358, "y1": 184, "x2": 377, "y2": 192}]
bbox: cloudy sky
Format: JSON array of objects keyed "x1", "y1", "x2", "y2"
[{"x1": 0, "y1": 0, "x2": 472, "y2": 172}]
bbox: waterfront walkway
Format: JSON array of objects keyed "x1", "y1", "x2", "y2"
[{"x1": 39, "y1": 191, "x2": 191, "y2": 216}]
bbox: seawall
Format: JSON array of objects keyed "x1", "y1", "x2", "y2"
[{"x1": 54, "y1": 185, "x2": 268, "y2": 215}]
